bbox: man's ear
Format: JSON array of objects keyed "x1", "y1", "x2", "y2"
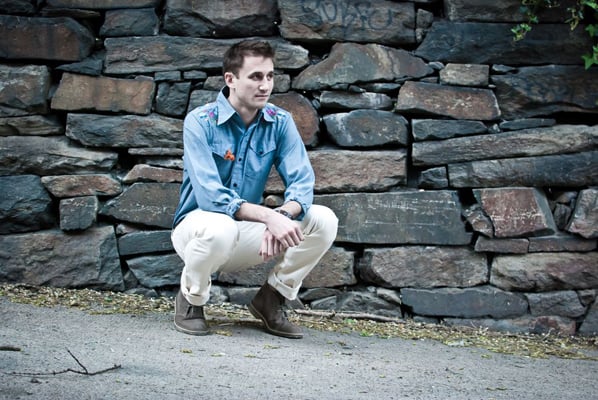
[{"x1": 224, "y1": 72, "x2": 235, "y2": 88}]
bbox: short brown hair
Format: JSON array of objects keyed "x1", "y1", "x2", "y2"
[{"x1": 222, "y1": 40, "x2": 275, "y2": 76}]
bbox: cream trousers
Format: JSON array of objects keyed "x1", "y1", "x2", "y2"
[{"x1": 171, "y1": 205, "x2": 338, "y2": 306}]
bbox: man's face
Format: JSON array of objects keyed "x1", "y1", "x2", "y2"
[{"x1": 225, "y1": 55, "x2": 274, "y2": 115}]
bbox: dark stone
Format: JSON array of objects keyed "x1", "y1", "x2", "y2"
[
  {"x1": 52, "y1": 73, "x2": 155, "y2": 115},
  {"x1": 324, "y1": 110, "x2": 409, "y2": 147},
  {"x1": 41, "y1": 174, "x2": 122, "y2": 197},
  {"x1": 105, "y1": 37, "x2": 309, "y2": 74},
  {"x1": 155, "y1": 82, "x2": 192, "y2": 117},
  {"x1": 415, "y1": 22, "x2": 591, "y2": 65},
  {"x1": 413, "y1": 124, "x2": 597, "y2": 167},
  {"x1": 401, "y1": 286, "x2": 528, "y2": 318},
  {"x1": 0, "y1": 115, "x2": 63, "y2": 136},
  {"x1": 46, "y1": 0, "x2": 160, "y2": 8},
  {"x1": 0, "y1": 15, "x2": 95, "y2": 61},
  {"x1": 449, "y1": 151, "x2": 598, "y2": 188},
  {"x1": 66, "y1": 113, "x2": 183, "y2": 148},
  {"x1": 491, "y1": 252, "x2": 598, "y2": 291},
  {"x1": 270, "y1": 92, "x2": 320, "y2": 146},
  {"x1": 0, "y1": 136, "x2": 118, "y2": 175},
  {"x1": 278, "y1": 0, "x2": 416, "y2": 45},
  {"x1": 267, "y1": 150, "x2": 407, "y2": 193},
  {"x1": 319, "y1": 91, "x2": 393, "y2": 110},
  {"x1": 164, "y1": 0, "x2": 278, "y2": 37},
  {"x1": 462, "y1": 204, "x2": 494, "y2": 237},
  {"x1": 359, "y1": 246, "x2": 487, "y2": 288},
  {"x1": 100, "y1": 183, "x2": 180, "y2": 229},
  {"x1": 100, "y1": 8, "x2": 159, "y2": 37},
  {"x1": 59, "y1": 196, "x2": 98, "y2": 231},
  {"x1": 0, "y1": 65, "x2": 50, "y2": 117},
  {"x1": 396, "y1": 81, "x2": 500, "y2": 121},
  {"x1": 0, "y1": 175, "x2": 54, "y2": 234},
  {"x1": 499, "y1": 118, "x2": 556, "y2": 131},
  {"x1": 474, "y1": 237, "x2": 529, "y2": 254},
  {"x1": 0, "y1": 0, "x2": 37, "y2": 14},
  {"x1": 525, "y1": 291, "x2": 586, "y2": 318},
  {"x1": 302, "y1": 247, "x2": 357, "y2": 288},
  {"x1": 57, "y1": 51, "x2": 105, "y2": 76},
  {"x1": 439, "y1": 63, "x2": 489, "y2": 86},
  {"x1": 316, "y1": 191, "x2": 472, "y2": 245},
  {"x1": 125, "y1": 253, "x2": 183, "y2": 288},
  {"x1": 579, "y1": 301, "x2": 598, "y2": 335},
  {"x1": 412, "y1": 119, "x2": 487, "y2": 141},
  {"x1": 473, "y1": 187, "x2": 556, "y2": 238},
  {"x1": 444, "y1": 0, "x2": 576, "y2": 22},
  {"x1": 117, "y1": 230, "x2": 174, "y2": 256},
  {"x1": 122, "y1": 164, "x2": 182, "y2": 184},
  {"x1": 493, "y1": 66, "x2": 598, "y2": 119},
  {"x1": 566, "y1": 188, "x2": 598, "y2": 239},
  {"x1": 418, "y1": 167, "x2": 449, "y2": 189},
  {"x1": 0, "y1": 226, "x2": 124, "y2": 291},
  {"x1": 293, "y1": 42, "x2": 432, "y2": 91},
  {"x1": 528, "y1": 234, "x2": 597, "y2": 253},
  {"x1": 310, "y1": 290, "x2": 403, "y2": 318}
]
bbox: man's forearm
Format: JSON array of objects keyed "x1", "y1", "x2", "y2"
[{"x1": 235, "y1": 200, "x2": 302, "y2": 223}]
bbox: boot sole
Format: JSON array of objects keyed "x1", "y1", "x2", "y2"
[{"x1": 248, "y1": 303, "x2": 303, "y2": 339}]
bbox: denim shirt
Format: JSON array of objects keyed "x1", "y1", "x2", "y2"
[{"x1": 173, "y1": 88, "x2": 315, "y2": 227}]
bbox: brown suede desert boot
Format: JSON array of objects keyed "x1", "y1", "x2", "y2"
[
  {"x1": 248, "y1": 283, "x2": 303, "y2": 339},
  {"x1": 174, "y1": 290, "x2": 209, "y2": 336}
]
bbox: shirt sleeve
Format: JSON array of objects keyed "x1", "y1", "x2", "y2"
[
  {"x1": 274, "y1": 114, "x2": 315, "y2": 220},
  {"x1": 183, "y1": 111, "x2": 246, "y2": 219}
]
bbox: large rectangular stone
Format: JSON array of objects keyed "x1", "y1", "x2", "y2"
[
  {"x1": 105, "y1": 37, "x2": 309, "y2": 74},
  {"x1": 267, "y1": 150, "x2": 407, "y2": 193},
  {"x1": 449, "y1": 151, "x2": 598, "y2": 188},
  {"x1": 316, "y1": 191, "x2": 472, "y2": 245},
  {"x1": 52, "y1": 73, "x2": 155, "y2": 115},
  {"x1": 413, "y1": 124, "x2": 597, "y2": 166},
  {"x1": 491, "y1": 252, "x2": 598, "y2": 291},
  {"x1": 0, "y1": 65, "x2": 50, "y2": 117},
  {"x1": 473, "y1": 187, "x2": 556, "y2": 238},
  {"x1": 0, "y1": 16, "x2": 94, "y2": 61},
  {"x1": 0, "y1": 226, "x2": 123, "y2": 291},
  {"x1": 401, "y1": 286, "x2": 528, "y2": 318},
  {"x1": 360, "y1": 246, "x2": 487, "y2": 288}
]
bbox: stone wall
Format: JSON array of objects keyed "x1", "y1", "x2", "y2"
[{"x1": 0, "y1": 0, "x2": 597, "y2": 336}]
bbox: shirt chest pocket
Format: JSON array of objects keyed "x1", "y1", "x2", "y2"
[
  {"x1": 210, "y1": 141, "x2": 235, "y2": 180},
  {"x1": 246, "y1": 139, "x2": 276, "y2": 174}
]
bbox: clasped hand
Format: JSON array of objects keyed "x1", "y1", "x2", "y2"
[{"x1": 259, "y1": 213, "x2": 304, "y2": 261}]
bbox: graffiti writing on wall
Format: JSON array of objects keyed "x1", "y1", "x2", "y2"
[{"x1": 301, "y1": 0, "x2": 394, "y2": 33}]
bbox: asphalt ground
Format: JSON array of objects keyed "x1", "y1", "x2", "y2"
[{"x1": 1, "y1": 296, "x2": 597, "y2": 400}]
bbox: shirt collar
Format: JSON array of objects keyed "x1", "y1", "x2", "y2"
[{"x1": 216, "y1": 87, "x2": 276, "y2": 125}]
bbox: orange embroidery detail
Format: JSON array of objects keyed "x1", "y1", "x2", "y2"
[{"x1": 224, "y1": 149, "x2": 235, "y2": 161}]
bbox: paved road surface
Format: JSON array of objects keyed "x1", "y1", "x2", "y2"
[{"x1": 1, "y1": 298, "x2": 596, "y2": 400}]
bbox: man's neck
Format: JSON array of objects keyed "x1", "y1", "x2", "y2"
[{"x1": 229, "y1": 98, "x2": 259, "y2": 126}]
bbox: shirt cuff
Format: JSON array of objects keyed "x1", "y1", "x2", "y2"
[{"x1": 227, "y1": 198, "x2": 247, "y2": 220}]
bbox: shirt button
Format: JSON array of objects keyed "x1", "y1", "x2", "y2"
[{"x1": 233, "y1": 183, "x2": 237, "y2": 187}]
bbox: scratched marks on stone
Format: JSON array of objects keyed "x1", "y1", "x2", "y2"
[{"x1": 301, "y1": 0, "x2": 394, "y2": 33}]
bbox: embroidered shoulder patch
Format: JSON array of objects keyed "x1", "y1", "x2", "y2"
[{"x1": 196, "y1": 104, "x2": 218, "y2": 121}]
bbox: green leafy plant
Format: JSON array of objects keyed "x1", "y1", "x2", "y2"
[{"x1": 512, "y1": 0, "x2": 598, "y2": 68}]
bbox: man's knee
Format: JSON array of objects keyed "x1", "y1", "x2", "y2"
[{"x1": 305, "y1": 204, "x2": 338, "y2": 242}]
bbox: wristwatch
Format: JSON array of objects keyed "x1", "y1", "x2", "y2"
[{"x1": 274, "y1": 208, "x2": 294, "y2": 220}]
